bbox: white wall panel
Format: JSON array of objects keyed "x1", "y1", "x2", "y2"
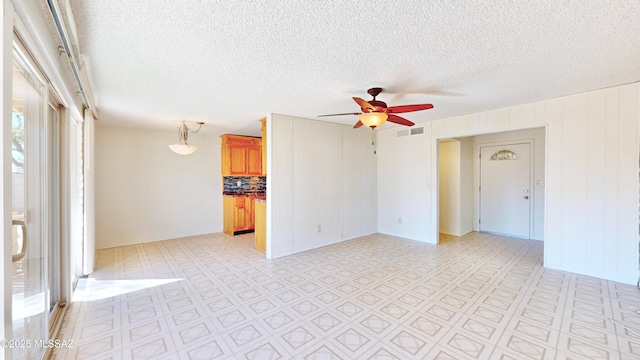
[
  {"x1": 439, "y1": 140, "x2": 461, "y2": 235},
  {"x1": 269, "y1": 114, "x2": 377, "y2": 258},
  {"x1": 377, "y1": 125, "x2": 432, "y2": 242},
  {"x1": 561, "y1": 94, "x2": 589, "y2": 271},
  {"x1": 292, "y1": 120, "x2": 343, "y2": 252},
  {"x1": 602, "y1": 87, "x2": 620, "y2": 280},
  {"x1": 341, "y1": 128, "x2": 377, "y2": 240},
  {"x1": 460, "y1": 137, "x2": 475, "y2": 235},
  {"x1": 616, "y1": 85, "x2": 639, "y2": 280},
  {"x1": 377, "y1": 83, "x2": 640, "y2": 284},
  {"x1": 375, "y1": 129, "x2": 399, "y2": 236},
  {"x1": 510, "y1": 103, "x2": 537, "y2": 129},
  {"x1": 543, "y1": 97, "x2": 564, "y2": 267},
  {"x1": 268, "y1": 115, "x2": 294, "y2": 258},
  {"x1": 585, "y1": 90, "x2": 607, "y2": 275}
]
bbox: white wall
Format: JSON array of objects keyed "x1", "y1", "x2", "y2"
[
  {"x1": 377, "y1": 125, "x2": 432, "y2": 241},
  {"x1": 459, "y1": 137, "x2": 474, "y2": 235},
  {"x1": 438, "y1": 140, "x2": 460, "y2": 235},
  {"x1": 95, "y1": 126, "x2": 222, "y2": 249},
  {"x1": 438, "y1": 138, "x2": 474, "y2": 237},
  {"x1": 377, "y1": 83, "x2": 639, "y2": 285},
  {"x1": 268, "y1": 115, "x2": 377, "y2": 258}
]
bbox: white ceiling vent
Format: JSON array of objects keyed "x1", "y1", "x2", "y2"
[
  {"x1": 396, "y1": 129, "x2": 409, "y2": 137},
  {"x1": 397, "y1": 127, "x2": 424, "y2": 137},
  {"x1": 411, "y1": 127, "x2": 424, "y2": 135}
]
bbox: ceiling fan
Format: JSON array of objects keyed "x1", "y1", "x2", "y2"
[{"x1": 319, "y1": 87, "x2": 434, "y2": 129}]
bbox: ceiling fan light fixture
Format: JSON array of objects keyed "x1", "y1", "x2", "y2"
[{"x1": 359, "y1": 112, "x2": 388, "y2": 128}]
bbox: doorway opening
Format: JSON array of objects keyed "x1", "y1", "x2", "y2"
[{"x1": 437, "y1": 127, "x2": 546, "y2": 242}]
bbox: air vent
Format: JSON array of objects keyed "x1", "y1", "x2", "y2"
[
  {"x1": 397, "y1": 127, "x2": 424, "y2": 137},
  {"x1": 396, "y1": 129, "x2": 409, "y2": 137}
]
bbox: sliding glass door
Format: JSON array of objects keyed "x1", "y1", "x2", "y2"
[{"x1": 11, "y1": 45, "x2": 58, "y2": 360}]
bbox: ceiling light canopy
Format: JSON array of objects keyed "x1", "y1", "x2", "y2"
[
  {"x1": 359, "y1": 112, "x2": 388, "y2": 129},
  {"x1": 169, "y1": 121, "x2": 204, "y2": 155}
]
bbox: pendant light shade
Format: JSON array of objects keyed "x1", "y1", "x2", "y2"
[
  {"x1": 168, "y1": 143, "x2": 198, "y2": 155},
  {"x1": 169, "y1": 121, "x2": 204, "y2": 155},
  {"x1": 359, "y1": 112, "x2": 388, "y2": 128}
]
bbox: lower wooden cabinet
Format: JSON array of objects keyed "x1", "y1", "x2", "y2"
[
  {"x1": 223, "y1": 196, "x2": 256, "y2": 235},
  {"x1": 254, "y1": 200, "x2": 266, "y2": 252}
]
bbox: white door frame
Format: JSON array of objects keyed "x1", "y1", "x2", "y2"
[{"x1": 474, "y1": 139, "x2": 535, "y2": 238}]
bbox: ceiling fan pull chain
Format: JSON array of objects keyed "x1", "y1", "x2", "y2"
[{"x1": 372, "y1": 129, "x2": 376, "y2": 155}]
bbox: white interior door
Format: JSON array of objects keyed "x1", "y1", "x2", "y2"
[{"x1": 479, "y1": 143, "x2": 531, "y2": 238}]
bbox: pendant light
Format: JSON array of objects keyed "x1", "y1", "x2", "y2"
[{"x1": 169, "y1": 121, "x2": 204, "y2": 155}]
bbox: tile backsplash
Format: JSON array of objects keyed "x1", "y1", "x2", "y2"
[{"x1": 223, "y1": 176, "x2": 266, "y2": 195}]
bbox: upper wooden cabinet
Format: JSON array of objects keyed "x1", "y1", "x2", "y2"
[
  {"x1": 247, "y1": 146, "x2": 262, "y2": 175},
  {"x1": 221, "y1": 134, "x2": 262, "y2": 176}
]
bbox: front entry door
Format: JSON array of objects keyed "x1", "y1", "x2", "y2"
[{"x1": 479, "y1": 143, "x2": 531, "y2": 238}]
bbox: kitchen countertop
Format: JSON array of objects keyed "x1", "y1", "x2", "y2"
[{"x1": 223, "y1": 192, "x2": 266, "y2": 197}]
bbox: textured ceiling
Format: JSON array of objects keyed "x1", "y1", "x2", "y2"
[{"x1": 68, "y1": 1, "x2": 640, "y2": 136}]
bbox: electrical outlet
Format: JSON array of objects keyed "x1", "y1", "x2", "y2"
[
  {"x1": 397, "y1": 217, "x2": 402, "y2": 224},
  {"x1": 237, "y1": 180, "x2": 242, "y2": 187},
  {"x1": 317, "y1": 225, "x2": 321, "y2": 233}
]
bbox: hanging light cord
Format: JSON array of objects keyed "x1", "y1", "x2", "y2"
[{"x1": 176, "y1": 121, "x2": 204, "y2": 144}]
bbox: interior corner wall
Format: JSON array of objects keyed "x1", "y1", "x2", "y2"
[
  {"x1": 268, "y1": 114, "x2": 377, "y2": 259},
  {"x1": 438, "y1": 137, "x2": 480, "y2": 237},
  {"x1": 95, "y1": 126, "x2": 222, "y2": 249},
  {"x1": 377, "y1": 82, "x2": 639, "y2": 285},
  {"x1": 438, "y1": 140, "x2": 461, "y2": 235},
  {"x1": 459, "y1": 137, "x2": 474, "y2": 235}
]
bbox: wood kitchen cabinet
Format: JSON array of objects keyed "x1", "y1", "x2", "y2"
[
  {"x1": 254, "y1": 200, "x2": 266, "y2": 252},
  {"x1": 246, "y1": 146, "x2": 261, "y2": 175},
  {"x1": 221, "y1": 134, "x2": 262, "y2": 176},
  {"x1": 260, "y1": 117, "x2": 266, "y2": 175},
  {"x1": 223, "y1": 195, "x2": 256, "y2": 235}
]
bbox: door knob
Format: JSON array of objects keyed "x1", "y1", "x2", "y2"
[{"x1": 524, "y1": 196, "x2": 529, "y2": 199}]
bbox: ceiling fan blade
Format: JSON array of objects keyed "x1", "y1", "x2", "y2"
[
  {"x1": 387, "y1": 114, "x2": 415, "y2": 127},
  {"x1": 318, "y1": 112, "x2": 361, "y2": 117},
  {"x1": 353, "y1": 97, "x2": 375, "y2": 111},
  {"x1": 353, "y1": 120, "x2": 364, "y2": 128},
  {"x1": 386, "y1": 103, "x2": 433, "y2": 114}
]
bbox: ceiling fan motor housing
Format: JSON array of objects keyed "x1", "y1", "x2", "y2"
[
  {"x1": 367, "y1": 87, "x2": 383, "y2": 98},
  {"x1": 365, "y1": 100, "x2": 387, "y2": 112},
  {"x1": 364, "y1": 88, "x2": 386, "y2": 112}
]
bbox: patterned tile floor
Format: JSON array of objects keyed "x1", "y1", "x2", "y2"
[{"x1": 51, "y1": 232, "x2": 640, "y2": 359}]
